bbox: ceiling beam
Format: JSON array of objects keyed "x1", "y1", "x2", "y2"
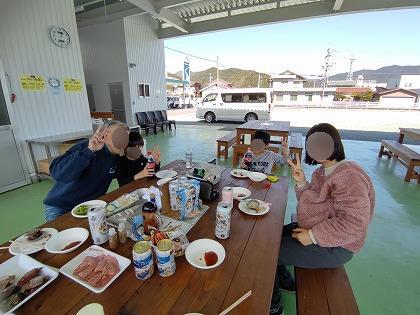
[
  {"x1": 333, "y1": 0, "x2": 344, "y2": 11},
  {"x1": 159, "y1": 0, "x2": 420, "y2": 38},
  {"x1": 127, "y1": 0, "x2": 189, "y2": 33},
  {"x1": 155, "y1": 0, "x2": 203, "y2": 10}
]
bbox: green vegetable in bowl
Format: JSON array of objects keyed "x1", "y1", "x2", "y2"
[{"x1": 75, "y1": 205, "x2": 89, "y2": 216}]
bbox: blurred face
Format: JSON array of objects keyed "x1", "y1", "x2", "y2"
[
  {"x1": 251, "y1": 139, "x2": 267, "y2": 155},
  {"x1": 103, "y1": 125, "x2": 129, "y2": 155}
]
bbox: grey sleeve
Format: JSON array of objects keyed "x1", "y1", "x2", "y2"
[{"x1": 271, "y1": 151, "x2": 286, "y2": 165}]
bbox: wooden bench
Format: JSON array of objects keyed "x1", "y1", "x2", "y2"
[
  {"x1": 217, "y1": 131, "x2": 237, "y2": 159},
  {"x1": 232, "y1": 143, "x2": 279, "y2": 169},
  {"x1": 289, "y1": 133, "x2": 303, "y2": 163},
  {"x1": 379, "y1": 140, "x2": 420, "y2": 183},
  {"x1": 295, "y1": 267, "x2": 360, "y2": 315}
]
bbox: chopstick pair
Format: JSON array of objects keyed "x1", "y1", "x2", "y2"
[{"x1": 219, "y1": 290, "x2": 252, "y2": 315}]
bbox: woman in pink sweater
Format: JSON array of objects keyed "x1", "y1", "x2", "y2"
[{"x1": 270, "y1": 123, "x2": 375, "y2": 315}]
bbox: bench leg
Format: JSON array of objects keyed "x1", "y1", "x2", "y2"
[
  {"x1": 405, "y1": 163, "x2": 414, "y2": 182},
  {"x1": 232, "y1": 150, "x2": 239, "y2": 166},
  {"x1": 223, "y1": 146, "x2": 228, "y2": 159},
  {"x1": 217, "y1": 144, "x2": 222, "y2": 158},
  {"x1": 378, "y1": 145, "x2": 385, "y2": 157}
]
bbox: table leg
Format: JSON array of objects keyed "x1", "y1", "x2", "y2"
[
  {"x1": 236, "y1": 131, "x2": 242, "y2": 145},
  {"x1": 28, "y1": 143, "x2": 39, "y2": 179},
  {"x1": 398, "y1": 133, "x2": 404, "y2": 144}
]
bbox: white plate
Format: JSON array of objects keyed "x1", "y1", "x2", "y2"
[
  {"x1": 45, "y1": 228, "x2": 89, "y2": 254},
  {"x1": 0, "y1": 254, "x2": 59, "y2": 315},
  {"x1": 185, "y1": 239, "x2": 225, "y2": 270},
  {"x1": 232, "y1": 187, "x2": 251, "y2": 200},
  {"x1": 156, "y1": 170, "x2": 177, "y2": 179},
  {"x1": 248, "y1": 171, "x2": 268, "y2": 182},
  {"x1": 230, "y1": 169, "x2": 249, "y2": 178},
  {"x1": 72, "y1": 200, "x2": 107, "y2": 218},
  {"x1": 76, "y1": 303, "x2": 105, "y2": 315},
  {"x1": 157, "y1": 177, "x2": 176, "y2": 187},
  {"x1": 60, "y1": 245, "x2": 131, "y2": 293},
  {"x1": 9, "y1": 228, "x2": 58, "y2": 256},
  {"x1": 238, "y1": 199, "x2": 270, "y2": 216}
]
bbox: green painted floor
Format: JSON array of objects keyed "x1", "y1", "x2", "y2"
[{"x1": 1, "y1": 125, "x2": 420, "y2": 314}]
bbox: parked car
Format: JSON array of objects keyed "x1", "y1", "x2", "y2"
[
  {"x1": 167, "y1": 96, "x2": 181, "y2": 109},
  {"x1": 196, "y1": 88, "x2": 272, "y2": 123}
]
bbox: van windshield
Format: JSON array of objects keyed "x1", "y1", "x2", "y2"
[{"x1": 203, "y1": 93, "x2": 217, "y2": 102}]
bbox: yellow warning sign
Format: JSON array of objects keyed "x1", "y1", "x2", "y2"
[
  {"x1": 63, "y1": 78, "x2": 82, "y2": 92},
  {"x1": 20, "y1": 75, "x2": 46, "y2": 91}
]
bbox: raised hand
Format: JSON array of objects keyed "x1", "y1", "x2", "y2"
[
  {"x1": 282, "y1": 137, "x2": 290, "y2": 158},
  {"x1": 152, "y1": 145, "x2": 161, "y2": 164},
  {"x1": 287, "y1": 154, "x2": 306, "y2": 184},
  {"x1": 88, "y1": 125, "x2": 107, "y2": 152},
  {"x1": 134, "y1": 167, "x2": 155, "y2": 180}
]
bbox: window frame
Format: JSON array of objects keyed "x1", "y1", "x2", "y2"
[{"x1": 290, "y1": 94, "x2": 298, "y2": 101}]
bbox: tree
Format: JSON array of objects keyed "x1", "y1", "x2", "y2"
[{"x1": 351, "y1": 91, "x2": 374, "y2": 102}]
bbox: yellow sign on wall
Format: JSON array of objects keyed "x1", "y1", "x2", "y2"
[
  {"x1": 63, "y1": 78, "x2": 82, "y2": 92},
  {"x1": 20, "y1": 75, "x2": 46, "y2": 91}
]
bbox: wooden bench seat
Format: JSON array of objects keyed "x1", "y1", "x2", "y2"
[
  {"x1": 379, "y1": 140, "x2": 420, "y2": 183},
  {"x1": 295, "y1": 267, "x2": 359, "y2": 315},
  {"x1": 217, "y1": 131, "x2": 237, "y2": 159},
  {"x1": 289, "y1": 133, "x2": 303, "y2": 163}
]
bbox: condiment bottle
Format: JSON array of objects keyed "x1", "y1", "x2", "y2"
[
  {"x1": 109, "y1": 227, "x2": 119, "y2": 250},
  {"x1": 118, "y1": 222, "x2": 128, "y2": 244},
  {"x1": 142, "y1": 201, "x2": 159, "y2": 236}
]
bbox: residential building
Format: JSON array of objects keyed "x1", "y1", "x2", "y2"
[
  {"x1": 270, "y1": 70, "x2": 335, "y2": 106},
  {"x1": 335, "y1": 87, "x2": 373, "y2": 100},
  {"x1": 375, "y1": 88, "x2": 418, "y2": 108},
  {"x1": 387, "y1": 74, "x2": 420, "y2": 90},
  {"x1": 200, "y1": 80, "x2": 234, "y2": 96}
]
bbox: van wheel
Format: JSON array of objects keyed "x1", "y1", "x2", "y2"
[
  {"x1": 204, "y1": 112, "x2": 216, "y2": 123},
  {"x1": 245, "y1": 113, "x2": 258, "y2": 122}
]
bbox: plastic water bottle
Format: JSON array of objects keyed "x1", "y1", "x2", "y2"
[{"x1": 185, "y1": 146, "x2": 193, "y2": 169}]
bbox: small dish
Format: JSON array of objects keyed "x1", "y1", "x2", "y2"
[
  {"x1": 185, "y1": 239, "x2": 225, "y2": 270},
  {"x1": 156, "y1": 170, "x2": 177, "y2": 179},
  {"x1": 45, "y1": 228, "x2": 89, "y2": 254},
  {"x1": 230, "y1": 169, "x2": 249, "y2": 178},
  {"x1": 248, "y1": 171, "x2": 268, "y2": 182},
  {"x1": 9, "y1": 228, "x2": 58, "y2": 256},
  {"x1": 72, "y1": 200, "x2": 107, "y2": 218},
  {"x1": 232, "y1": 187, "x2": 251, "y2": 200},
  {"x1": 238, "y1": 199, "x2": 270, "y2": 216}
]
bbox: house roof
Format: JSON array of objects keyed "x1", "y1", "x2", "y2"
[
  {"x1": 376, "y1": 88, "x2": 418, "y2": 97},
  {"x1": 270, "y1": 69, "x2": 306, "y2": 81},
  {"x1": 336, "y1": 87, "x2": 372, "y2": 94},
  {"x1": 199, "y1": 80, "x2": 234, "y2": 92}
]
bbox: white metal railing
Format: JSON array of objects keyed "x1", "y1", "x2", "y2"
[{"x1": 273, "y1": 101, "x2": 420, "y2": 110}]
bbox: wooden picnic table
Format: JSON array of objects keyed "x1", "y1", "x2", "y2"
[
  {"x1": 398, "y1": 127, "x2": 420, "y2": 143},
  {"x1": 0, "y1": 160, "x2": 288, "y2": 315},
  {"x1": 235, "y1": 120, "x2": 290, "y2": 145}
]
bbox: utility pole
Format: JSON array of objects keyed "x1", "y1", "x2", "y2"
[
  {"x1": 321, "y1": 48, "x2": 334, "y2": 106},
  {"x1": 346, "y1": 57, "x2": 356, "y2": 81},
  {"x1": 216, "y1": 56, "x2": 219, "y2": 90}
]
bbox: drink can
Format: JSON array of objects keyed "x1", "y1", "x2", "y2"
[
  {"x1": 222, "y1": 187, "x2": 233, "y2": 205},
  {"x1": 87, "y1": 206, "x2": 109, "y2": 245},
  {"x1": 215, "y1": 202, "x2": 232, "y2": 239},
  {"x1": 133, "y1": 241, "x2": 154, "y2": 280},
  {"x1": 155, "y1": 239, "x2": 176, "y2": 277}
]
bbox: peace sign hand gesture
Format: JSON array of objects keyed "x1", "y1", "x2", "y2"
[
  {"x1": 287, "y1": 155, "x2": 306, "y2": 185},
  {"x1": 88, "y1": 125, "x2": 107, "y2": 152},
  {"x1": 281, "y1": 137, "x2": 290, "y2": 158},
  {"x1": 152, "y1": 145, "x2": 161, "y2": 164}
]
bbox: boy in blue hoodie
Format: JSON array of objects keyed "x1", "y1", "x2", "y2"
[{"x1": 43, "y1": 121, "x2": 129, "y2": 221}]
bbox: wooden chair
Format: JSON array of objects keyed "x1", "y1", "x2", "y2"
[
  {"x1": 295, "y1": 267, "x2": 359, "y2": 315},
  {"x1": 379, "y1": 140, "x2": 420, "y2": 183}
]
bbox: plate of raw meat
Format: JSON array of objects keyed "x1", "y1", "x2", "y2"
[{"x1": 59, "y1": 245, "x2": 131, "y2": 293}]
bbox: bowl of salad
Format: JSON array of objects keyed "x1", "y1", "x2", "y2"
[{"x1": 71, "y1": 200, "x2": 107, "y2": 218}]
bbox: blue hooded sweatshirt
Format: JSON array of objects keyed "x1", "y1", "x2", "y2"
[{"x1": 44, "y1": 140, "x2": 117, "y2": 211}]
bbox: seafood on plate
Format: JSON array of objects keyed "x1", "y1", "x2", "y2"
[
  {"x1": 17, "y1": 268, "x2": 42, "y2": 287},
  {"x1": 73, "y1": 255, "x2": 120, "y2": 288},
  {"x1": 25, "y1": 229, "x2": 44, "y2": 241}
]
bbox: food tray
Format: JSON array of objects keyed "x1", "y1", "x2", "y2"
[
  {"x1": 0, "y1": 254, "x2": 59, "y2": 315},
  {"x1": 59, "y1": 245, "x2": 131, "y2": 294}
]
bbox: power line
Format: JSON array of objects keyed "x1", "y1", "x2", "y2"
[{"x1": 164, "y1": 46, "x2": 217, "y2": 63}]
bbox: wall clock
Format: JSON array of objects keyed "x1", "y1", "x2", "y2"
[{"x1": 50, "y1": 26, "x2": 71, "y2": 48}]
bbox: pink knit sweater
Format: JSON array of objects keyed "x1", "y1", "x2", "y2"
[{"x1": 296, "y1": 161, "x2": 375, "y2": 252}]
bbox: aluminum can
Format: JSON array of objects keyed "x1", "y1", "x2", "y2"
[
  {"x1": 133, "y1": 241, "x2": 154, "y2": 280},
  {"x1": 215, "y1": 201, "x2": 232, "y2": 239},
  {"x1": 155, "y1": 239, "x2": 176, "y2": 277},
  {"x1": 222, "y1": 187, "x2": 233, "y2": 205},
  {"x1": 87, "y1": 206, "x2": 109, "y2": 245}
]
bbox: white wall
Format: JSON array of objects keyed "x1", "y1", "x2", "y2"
[
  {"x1": 272, "y1": 91, "x2": 335, "y2": 106},
  {"x1": 0, "y1": 0, "x2": 91, "y2": 173},
  {"x1": 399, "y1": 75, "x2": 420, "y2": 89},
  {"x1": 78, "y1": 19, "x2": 130, "y2": 115},
  {"x1": 379, "y1": 96, "x2": 416, "y2": 108},
  {"x1": 124, "y1": 14, "x2": 166, "y2": 125}
]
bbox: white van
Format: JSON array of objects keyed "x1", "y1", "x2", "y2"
[{"x1": 196, "y1": 88, "x2": 272, "y2": 123}]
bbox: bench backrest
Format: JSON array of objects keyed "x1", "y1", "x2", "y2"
[
  {"x1": 136, "y1": 112, "x2": 149, "y2": 125},
  {"x1": 145, "y1": 111, "x2": 157, "y2": 123}
]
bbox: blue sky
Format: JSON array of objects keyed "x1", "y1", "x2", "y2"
[{"x1": 165, "y1": 8, "x2": 420, "y2": 75}]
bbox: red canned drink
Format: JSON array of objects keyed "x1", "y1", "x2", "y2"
[{"x1": 133, "y1": 241, "x2": 154, "y2": 280}]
